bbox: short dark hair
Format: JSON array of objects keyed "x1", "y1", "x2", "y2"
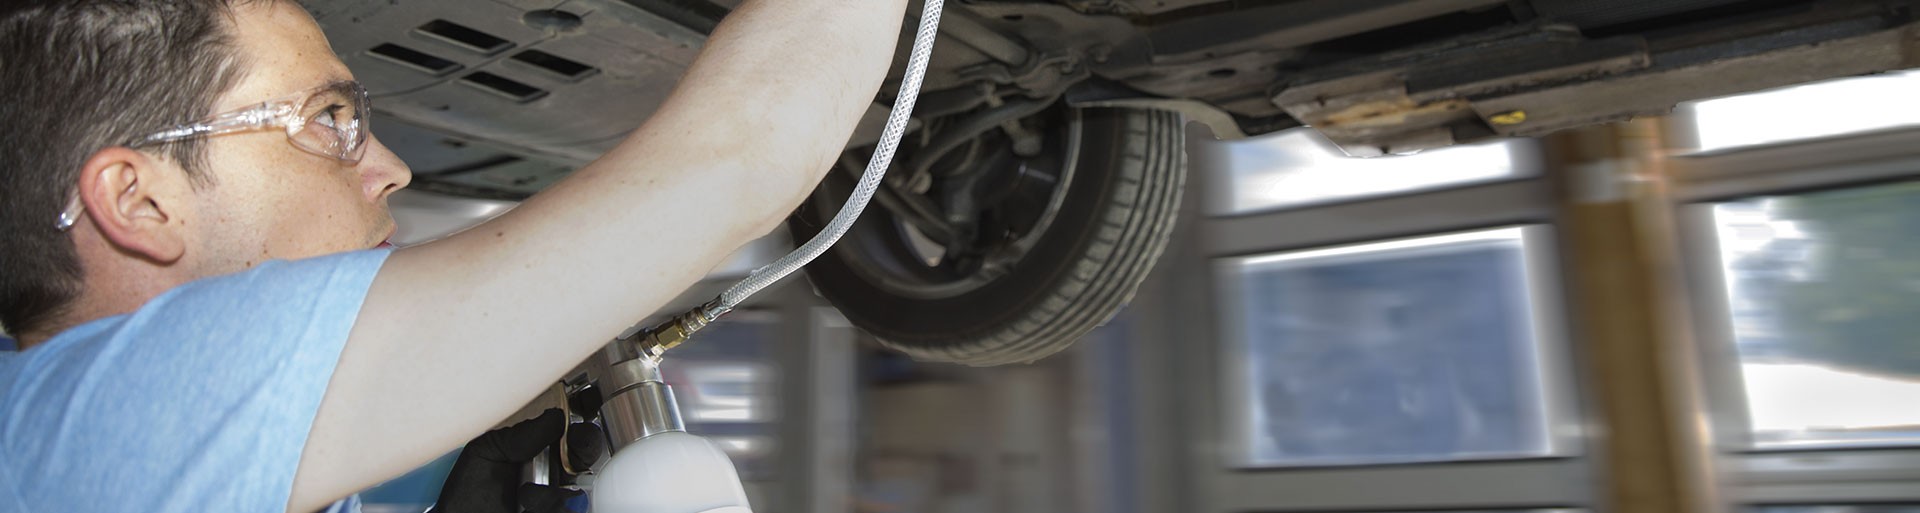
[{"x1": 0, "y1": 0, "x2": 257, "y2": 336}]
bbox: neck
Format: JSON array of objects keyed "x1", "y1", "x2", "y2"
[
  {"x1": 19, "y1": 232, "x2": 193, "y2": 350},
  {"x1": 18, "y1": 272, "x2": 180, "y2": 350}
]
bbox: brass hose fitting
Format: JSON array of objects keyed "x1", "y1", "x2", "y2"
[{"x1": 630, "y1": 302, "x2": 727, "y2": 360}]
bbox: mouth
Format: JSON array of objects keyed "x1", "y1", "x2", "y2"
[{"x1": 374, "y1": 227, "x2": 397, "y2": 249}]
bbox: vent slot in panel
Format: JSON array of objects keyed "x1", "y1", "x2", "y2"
[
  {"x1": 614, "y1": 0, "x2": 729, "y2": 34},
  {"x1": 416, "y1": 20, "x2": 514, "y2": 54},
  {"x1": 367, "y1": 44, "x2": 462, "y2": 75},
  {"x1": 461, "y1": 72, "x2": 548, "y2": 102},
  {"x1": 511, "y1": 50, "x2": 599, "y2": 81}
]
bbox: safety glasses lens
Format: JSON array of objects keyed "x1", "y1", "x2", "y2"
[{"x1": 288, "y1": 82, "x2": 369, "y2": 163}]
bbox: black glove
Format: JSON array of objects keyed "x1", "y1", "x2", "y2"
[{"x1": 434, "y1": 409, "x2": 584, "y2": 513}]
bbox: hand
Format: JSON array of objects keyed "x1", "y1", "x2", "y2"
[{"x1": 434, "y1": 409, "x2": 583, "y2": 513}]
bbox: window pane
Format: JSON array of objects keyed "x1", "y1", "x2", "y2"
[
  {"x1": 1689, "y1": 69, "x2": 1920, "y2": 153},
  {"x1": 661, "y1": 317, "x2": 783, "y2": 487},
  {"x1": 1196, "y1": 127, "x2": 1535, "y2": 215},
  {"x1": 1223, "y1": 227, "x2": 1558, "y2": 467},
  {"x1": 1711, "y1": 181, "x2": 1920, "y2": 448}
]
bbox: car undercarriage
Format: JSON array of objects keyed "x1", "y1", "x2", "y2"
[{"x1": 313, "y1": 0, "x2": 1920, "y2": 363}]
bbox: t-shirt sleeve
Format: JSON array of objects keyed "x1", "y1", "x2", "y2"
[{"x1": 0, "y1": 249, "x2": 390, "y2": 512}]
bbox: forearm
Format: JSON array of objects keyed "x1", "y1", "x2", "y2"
[
  {"x1": 622, "y1": 0, "x2": 910, "y2": 211},
  {"x1": 569, "y1": 0, "x2": 913, "y2": 237},
  {"x1": 293, "y1": 0, "x2": 911, "y2": 508}
]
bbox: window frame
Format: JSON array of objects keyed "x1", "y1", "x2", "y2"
[
  {"x1": 1168, "y1": 121, "x2": 1920, "y2": 513},
  {"x1": 1213, "y1": 225, "x2": 1580, "y2": 470},
  {"x1": 1191, "y1": 127, "x2": 1547, "y2": 218},
  {"x1": 1175, "y1": 122, "x2": 1595, "y2": 513},
  {"x1": 1672, "y1": 126, "x2": 1920, "y2": 507}
]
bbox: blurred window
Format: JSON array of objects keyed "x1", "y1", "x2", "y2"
[
  {"x1": 678, "y1": 361, "x2": 774, "y2": 423},
  {"x1": 1752, "y1": 506, "x2": 1920, "y2": 513},
  {"x1": 1198, "y1": 128, "x2": 1536, "y2": 215},
  {"x1": 1709, "y1": 180, "x2": 1920, "y2": 448},
  {"x1": 1222, "y1": 227, "x2": 1560, "y2": 467},
  {"x1": 1689, "y1": 69, "x2": 1920, "y2": 153},
  {"x1": 1322, "y1": 510, "x2": 1580, "y2": 513},
  {"x1": 660, "y1": 318, "x2": 783, "y2": 483}
]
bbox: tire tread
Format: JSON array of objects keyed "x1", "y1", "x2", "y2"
[{"x1": 881, "y1": 109, "x2": 1186, "y2": 365}]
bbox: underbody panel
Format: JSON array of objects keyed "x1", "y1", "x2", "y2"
[{"x1": 307, "y1": 0, "x2": 1920, "y2": 197}]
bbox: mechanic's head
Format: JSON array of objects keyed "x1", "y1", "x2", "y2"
[{"x1": 0, "y1": 0, "x2": 411, "y2": 343}]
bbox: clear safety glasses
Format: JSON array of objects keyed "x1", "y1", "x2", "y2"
[{"x1": 56, "y1": 80, "x2": 372, "y2": 231}]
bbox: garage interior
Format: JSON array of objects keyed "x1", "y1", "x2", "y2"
[
  {"x1": 10, "y1": 0, "x2": 1920, "y2": 511},
  {"x1": 331, "y1": 69, "x2": 1920, "y2": 513}
]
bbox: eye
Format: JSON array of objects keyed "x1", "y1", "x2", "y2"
[{"x1": 307, "y1": 103, "x2": 347, "y2": 131}]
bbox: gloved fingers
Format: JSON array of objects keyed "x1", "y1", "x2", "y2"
[
  {"x1": 471, "y1": 408, "x2": 568, "y2": 463},
  {"x1": 565, "y1": 421, "x2": 606, "y2": 471},
  {"x1": 432, "y1": 463, "x2": 518, "y2": 513},
  {"x1": 518, "y1": 483, "x2": 586, "y2": 513},
  {"x1": 568, "y1": 383, "x2": 605, "y2": 420}
]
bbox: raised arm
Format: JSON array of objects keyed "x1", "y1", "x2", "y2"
[{"x1": 292, "y1": 0, "x2": 911, "y2": 508}]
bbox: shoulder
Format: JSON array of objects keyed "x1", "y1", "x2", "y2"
[
  {"x1": 0, "y1": 249, "x2": 393, "y2": 513},
  {"x1": 140, "y1": 248, "x2": 394, "y2": 330},
  {"x1": 5, "y1": 249, "x2": 394, "y2": 389}
]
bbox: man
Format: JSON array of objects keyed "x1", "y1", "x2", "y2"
[{"x1": 0, "y1": 0, "x2": 908, "y2": 510}]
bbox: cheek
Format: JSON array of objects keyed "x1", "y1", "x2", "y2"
[
  {"x1": 200, "y1": 138, "x2": 385, "y2": 264},
  {"x1": 215, "y1": 176, "x2": 371, "y2": 263},
  {"x1": 189, "y1": 183, "x2": 277, "y2": 270},
  {"x1": 261, "y1": 175, "x2": 380, "y2": 254}
]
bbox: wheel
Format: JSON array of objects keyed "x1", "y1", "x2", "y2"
[{"x1": 789, "y1": 106, "x2": 1186, "y2": 365}]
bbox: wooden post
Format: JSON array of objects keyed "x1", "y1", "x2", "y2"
[{"x1": 1545, "y1": 117, "x2": 1722, "y2": 513}]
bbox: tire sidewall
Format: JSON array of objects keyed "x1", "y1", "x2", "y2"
[{"x1": 792, "y1": 107, "x2": 1176, "y2": 358}]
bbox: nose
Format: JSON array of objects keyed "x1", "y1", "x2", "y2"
[{"x1": 358, "y1": 135, "x2": 413, "y2": 202}]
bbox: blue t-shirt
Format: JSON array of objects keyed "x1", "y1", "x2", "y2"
[{"x1": 0, "y1": 249, "x2": 390, "y2": 512}]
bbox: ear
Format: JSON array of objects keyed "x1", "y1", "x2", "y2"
[{"x1": 75, "y1": 147, "x2": 191, "y2": 264}]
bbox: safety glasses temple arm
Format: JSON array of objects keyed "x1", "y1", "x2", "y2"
[{"x1": 136, "y1": 100, "x2": 298, "y2": 147}]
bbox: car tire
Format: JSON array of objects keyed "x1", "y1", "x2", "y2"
[{"x1": 789, "y1": 107, "x2": 1185, "y2": 365}]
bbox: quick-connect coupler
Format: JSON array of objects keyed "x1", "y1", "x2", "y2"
[{"x1": 630, "y1": 301, "x2": 729, "y2": 360}]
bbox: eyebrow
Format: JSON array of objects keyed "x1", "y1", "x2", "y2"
[
  {"x1": 317, "y1": 76, "x2": 356, "y2": 89},
  {"x1": 284, "y1": 77, "x2": 357, "y2": 101}
]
